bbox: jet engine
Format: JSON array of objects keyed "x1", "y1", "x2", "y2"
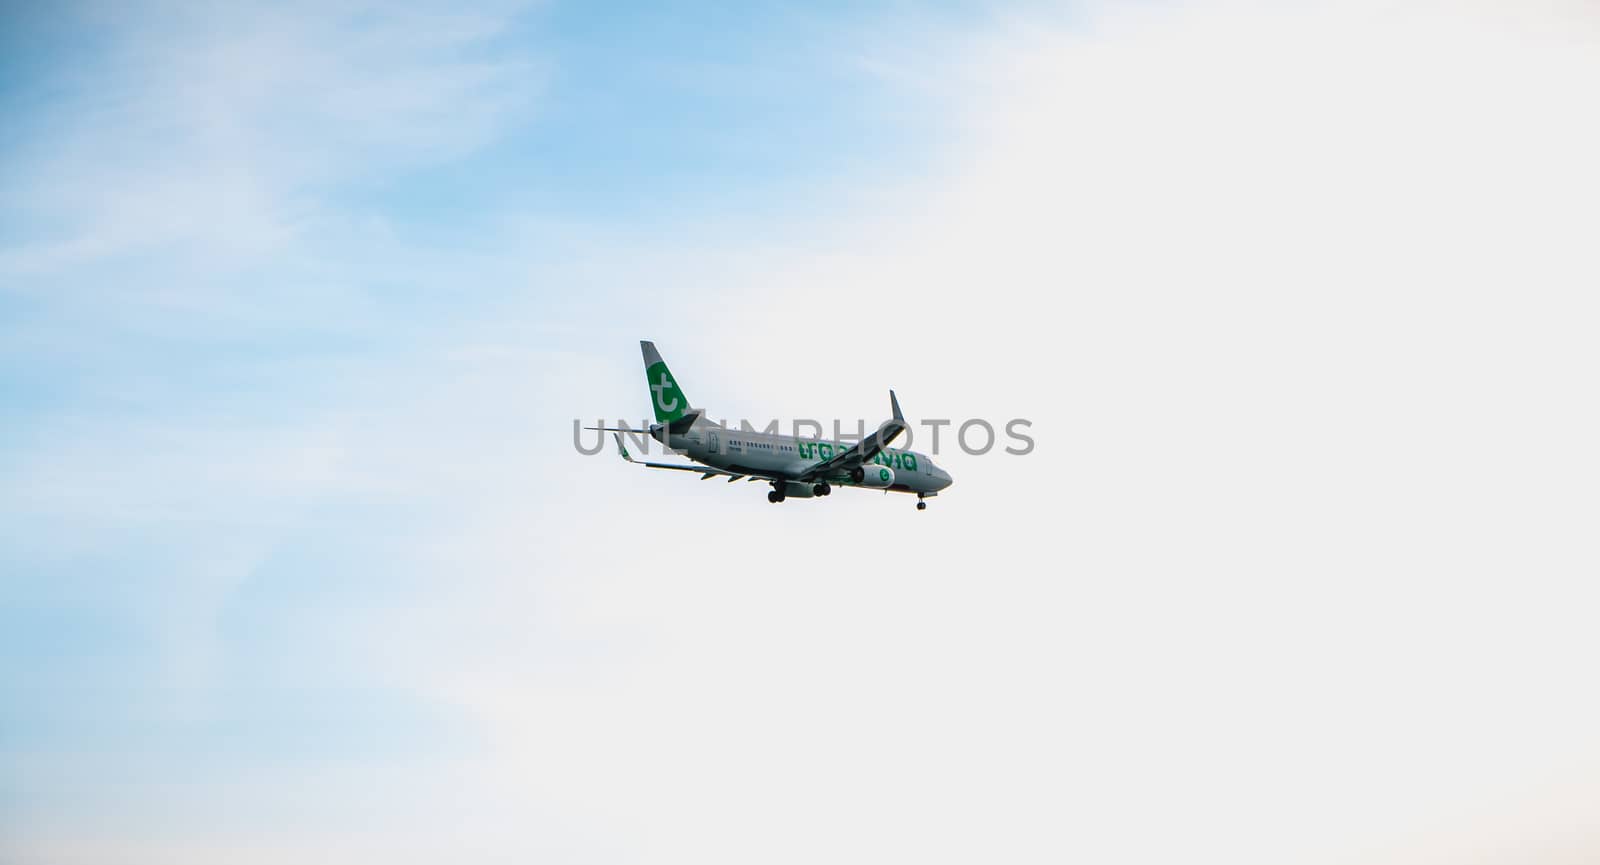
[
  {"x1": 850, "y1": 465, "x2": 895, "y2": 488},
  {"x1": 781, "y1": 481, "x2": 817, "y2": 498}
]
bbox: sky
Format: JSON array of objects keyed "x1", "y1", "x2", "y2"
[{"x1": 3, "y1": 1, "x2": 1600, "y2": 863}]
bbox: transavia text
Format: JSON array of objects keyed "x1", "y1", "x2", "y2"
[{"x1": 574, "y1": 417, "x2": 1033, "y2": 457}]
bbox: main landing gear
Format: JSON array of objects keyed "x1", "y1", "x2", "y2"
[
  {"x1": 768, "y1": 487, "x2": 785, "y2": 504},
  {"x1": 812, "y1": 482, "x2": 832, "y2": 497}
]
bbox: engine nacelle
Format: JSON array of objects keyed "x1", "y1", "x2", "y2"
[
  {"x1": 781, "y1": 481, "x2": 816, "y2": 498},
  {"x1": 850, "y1": 465, "x2": 895, "y2": 488}
]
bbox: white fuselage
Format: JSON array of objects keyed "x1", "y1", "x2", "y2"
[{"x1": 653, "y1": 419, "x2": 953, "y2": 498}]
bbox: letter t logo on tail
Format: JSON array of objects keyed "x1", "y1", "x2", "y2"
[
  {"x1": 640, "y1": 340, "x2": 691, "y2": 423},
  {"x1": 651, "y1": 372, "x2": 679, "y2": 414}
]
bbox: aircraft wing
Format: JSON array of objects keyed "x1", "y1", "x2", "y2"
[
  {"x1": 613, "y1": 434, "x2": 762, "y2": 482},
  {"x1": 797, "y1": 390, "x2": 908, "y2": 482}
]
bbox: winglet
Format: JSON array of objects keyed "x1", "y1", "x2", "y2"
[
  {"x1": 889, "y1": 389, "x2": 904, "y2": 424},
  {"x1": 614, "y1": 433, "x2": 634, "y2": 462}
]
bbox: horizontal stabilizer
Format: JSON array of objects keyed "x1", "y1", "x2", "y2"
[{"x1": 667, "y1": 408, "x2": 703, "y2": 434}]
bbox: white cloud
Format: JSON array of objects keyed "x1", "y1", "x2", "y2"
[{"x1": 420, "y1": 3, "x2": 1600, "y2": 864}]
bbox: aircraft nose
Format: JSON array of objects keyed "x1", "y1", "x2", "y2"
[{"x1": 938, "y1": 470, "x2": 954, "y2": 490}]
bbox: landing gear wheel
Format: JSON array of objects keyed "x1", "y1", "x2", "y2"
[
  {"x1": 768, "y1": 490, "x2": 783, "y2": 503},
  {"x1": 813, "y1": 482, "x2": 831, "y2": 497},
  {"x1": 917, "y1": 500, "x2": 927, "y2": 511}
]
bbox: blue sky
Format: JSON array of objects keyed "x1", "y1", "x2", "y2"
[
  {"x1": 0, "y1": 3, "x2": 988, "y2": 858},
  {"x1": 5, "y1": 2, "x2": 1600, "y2": 863}
]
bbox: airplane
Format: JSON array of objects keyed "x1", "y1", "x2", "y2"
[{"x1": 593, "y1": 341, "x2": 954, "y2": 510}]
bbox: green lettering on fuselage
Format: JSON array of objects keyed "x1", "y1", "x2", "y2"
[
  {"x1": 868, "y1": 450, "x2": 917, "y2": 472},
  {"x1": 785, "y1": 439, "x2": 918, "y2": 474}
]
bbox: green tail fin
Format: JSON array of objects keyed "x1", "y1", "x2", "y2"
[{"x1": 641, "y1": 340, "x2": 690, "y2": 423}]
